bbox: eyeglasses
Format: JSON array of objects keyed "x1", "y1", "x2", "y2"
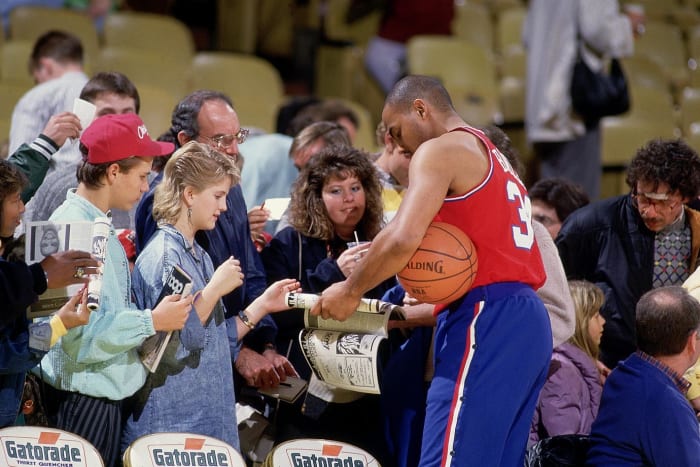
[
  {"x1": 201, "y1": 128, "x2": 249, "y2": 150},
  {"x1": 630, "y1": 190, "x2": 677, "y2": 211}
]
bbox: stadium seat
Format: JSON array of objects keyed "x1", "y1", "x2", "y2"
[
  {"x1": 103, "y1": 12, "x2": 195, "y2": 61},
  {"x1": 188, "y1": 52, "x2": 284, "y2": 133},
  {"x1": 8, "y1": 6, "x2": 99, "y2": 67},
  {"x1": 407, "y1": 35, "x2": 502, "y2": 126},
  {"x1": 680, "y1": 87, "x2": 700, "y2": 137},
  {"x1": 496, "y1": 6, "x2": 526, "y2": 54},
  {"x1": 634, "y1": 20, "x2": 689, "y2": 91},
  {"x1": 93, "y1": 46, "x2": 189, "y2": 99},
  {"x1": 137, "y1": 84, "x2": 179, "y2": 139},
  {"x1": 453, "y1": 2, "x2": 495, "y2": 52},
  {"x1": 0, "y1": 40, "x2": 33, "y2": 85}
]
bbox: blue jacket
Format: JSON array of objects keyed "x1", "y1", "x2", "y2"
[
  {"x1": 587, "y1": 352, "x2": 700, "y2": 466},
  {"x1": 123, "y1": 225, "x2": 239, "y2": 451},
  {"x1": 135, "y1": 172, "x2": 276, "y2": 353},
  {"x1": 0, "y1": 258, "x2": 51, "y2": 427}
]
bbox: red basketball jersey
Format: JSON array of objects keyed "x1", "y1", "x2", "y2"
[{"x1": 434, "y1": 126, "x2": 545, "y2": 290}]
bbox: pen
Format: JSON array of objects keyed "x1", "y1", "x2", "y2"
[{"x1": 260, "y1": 201, "x2": 266, "y2": 211}]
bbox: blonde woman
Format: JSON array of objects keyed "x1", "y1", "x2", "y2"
[
  {"x1": 529, "y1": 280, "x2": 606, "y2": 444},
  {"x1": 123, "y1": 141, "x2": 300, "y2": 452}
]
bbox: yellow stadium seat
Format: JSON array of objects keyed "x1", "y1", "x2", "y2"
[
  {"x1": 188, "y1": 52, "x2": 284, "y2": 133},
  {"x1": 93, "y1": 46, "x2": 189, "y2": 99},
  {"x1": 216, "y1": 0, "x2": 257, "y2": 54},
  {"x1": 453, "y1": 2, "x2": 494, "y2": 52},
  {"x1": 0, "y1": 40, "x2": 33, "y2": 85},
  {"x1": 496, "y1": 6, "x2": 526, "y2": 54},
  {"x1": 680, "y1": 87, "x2": 700, "y2": 137},
  {"x1": 137, "y1": 84, "x2": 179, "y2": 139},
  {"x1": 634, "y1": 20, "x2": 689, "y2": 91},
  {"x1": 8, "y1": 6, "x2": 99, "y2": 67},
  {"x1": 621, "y1": 55, "x2": 671, "y2": 92},
  {"x1": 307, "y1": 0, "x2": 381, "y2": 47},
  {"x1": 407, "y1": 35, "x2": 502, "y2": 126},
  {"x1": 625, "y1": 85, "x2": 676, "y2": 121},
  {"x1": 601, "y1": 115, "x2": 677, "y2": 167},
  {"x1": 103, "y1": 12, "x2": 195, "y2": 61}
]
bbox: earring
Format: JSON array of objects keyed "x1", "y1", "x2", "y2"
[{"x1": 187, "y1": 207, "x2": 192, "y2": 225}]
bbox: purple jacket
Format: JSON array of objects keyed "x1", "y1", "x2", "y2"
[{"x1": 529, "y1": 342, "x2": 603, "y2": 445}]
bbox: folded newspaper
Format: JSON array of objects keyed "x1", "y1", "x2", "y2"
[
  {"x1": 138, "y1": 264, "x2": 193, "y2": 373},
  {"x1": 24, "y1": 219, "x2": 106, "y2": 320},
  {"x1": 286, "y1": 292, "x2": 405, "y2": 395}
]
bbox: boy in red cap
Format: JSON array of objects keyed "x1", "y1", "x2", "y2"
[{"x1": 35, "y1": 113, "x2": 193, "y2": 467}]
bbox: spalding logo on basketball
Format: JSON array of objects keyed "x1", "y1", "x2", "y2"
[{"x1": 398, "y1": 222, "x2": 478, "y2": 304}]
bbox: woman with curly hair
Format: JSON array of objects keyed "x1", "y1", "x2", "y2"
[{"x1": 261, "y1": 144, "x2": 395, "y2": 463}]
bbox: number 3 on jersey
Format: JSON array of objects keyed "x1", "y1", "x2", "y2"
[{"x1": 506, "y1": 180, "x2": 534, "y2": 249}]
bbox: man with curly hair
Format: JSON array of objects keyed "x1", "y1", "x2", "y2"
[{"x1": 557, "y1": 139, "x2": 700, "y2": 371}]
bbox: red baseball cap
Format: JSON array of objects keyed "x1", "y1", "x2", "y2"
[{"x1": 80, "y1": 113, "x2": 174, "y2": 164}]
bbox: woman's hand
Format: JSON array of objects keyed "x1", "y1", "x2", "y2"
[
  {"x1": 248, "y1": 279, "x2": 302, "y2": 318},
  {"x1": 209, "y1": 256, "x2": 244, "y2": 299},
  {"x1": 337, "y1": 243, "x2": 371, "y2": 277},
  {"x1": 55, "y1": 286, "x2": 91, "y2": 329}
]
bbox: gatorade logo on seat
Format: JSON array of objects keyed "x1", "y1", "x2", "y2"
[
  {"x1": 268, "y1": 439, "x2": 379, "y2": 467},
  {"x1": 0, "y1": 426, "x2": 103, "y2": 467},
  {"x1": 124, "y1": 432, "x2": 244, "y2": 467}
]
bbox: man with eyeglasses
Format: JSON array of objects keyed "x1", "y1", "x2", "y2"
[
  {"x1": 556, "y1": 139, "x2": 700, "y2": 373},
  {"x1": 134, "y1": 91, "x2": 297, "y2": 406}
]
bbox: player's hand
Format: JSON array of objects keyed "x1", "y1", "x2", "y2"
[
  {"x1": 263, "y1": 347, "x2": 298, "y2": 380},
  {"x1": 310, "y1": 281, "x2": 360, "y2": 321},
  {"x1": 41, "y1": 112, "x2": 81, "y2": 147},
  {"x1": 41, "y1": 250, "x2": 100, "y2": 288}
]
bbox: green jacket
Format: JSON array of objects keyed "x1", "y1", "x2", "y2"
[{"x1": 8, "y1": 135, "x2": 57, "y2": 203}]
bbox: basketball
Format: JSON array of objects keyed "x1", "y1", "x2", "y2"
[{"x1": 397, "y1": 222, "x2": 478, "y2": 304}]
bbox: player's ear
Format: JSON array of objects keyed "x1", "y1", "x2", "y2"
[{"x1": 413, "y1": 99, "x2": 426, "y2": 119}]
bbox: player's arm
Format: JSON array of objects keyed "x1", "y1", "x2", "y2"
[{"x1": 313, "y1": 137, "x2": 474, "y2": 321}]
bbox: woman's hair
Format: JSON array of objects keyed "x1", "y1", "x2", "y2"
[
  {"x1": 289, "y1": 144, "x2": 383, "y2": 241},
  {"x1": 153, "y1": 141, "x2": 240, "y2": 225},
  {"x1": 0, "y1": 160, "x2": 28, "y2": 244},
  {"x1": 76, "y1": 146, "x2": 147, "y2": 189},
  {"x1": 568, "y1": 280, "x2": 605, "y2": 360}
]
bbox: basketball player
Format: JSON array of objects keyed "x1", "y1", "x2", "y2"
[{"x1": 311, "y1": 75, "x2": 552, "y2": 466}]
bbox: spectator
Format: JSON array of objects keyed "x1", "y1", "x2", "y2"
[
  {"x1": 373, "y1": 121, "x2": 411, "y2": 222},
  {"x1": 9, "y1": 31, "x2": 87, "y2": 154},
  {"x1": 37, "y1": 114, "x2": 191, "y2": 467},
  {"x1": 314, "y1": 75, "x2": 551, "y2": 466},
  {"x1": 523, "y1": 0, "x2": 642, "y2": 199},
  {"x1": 123, "y1": 141, "x2": 300, "y2": 452},
  {"x1": 557, "y1": 139, "x2": 700, "y2": 370},
  {"x1": 261, "y1": 144, "x2": 395, "y2": 463},
  {"x1": 135, "y1": 90, "x2": 296, "y2": 394},
  {"x1": 287, "y1": 99, "x2": 360, "y2": 144},
  {"x1": 586, "y1": 286, "x2": 700, "y2": 466},
  {"x1": 530, "y1": 280, "x2": 605, "y2": 445},
  {"x1": 273, "y1": 121, "x2": 352, "y2": 234},
  {"x1": 529, "y1": 178, "x2": 590, "y2": 239},
  {"x1": 0, "y1": 158, "x2": 96, "y2": 428},
  {"x1": 14, "y1": 71, "x2": 141, "y2": 229},
  {"x1": 364, "y1": 0, "x2": 454, "y2": 93}
]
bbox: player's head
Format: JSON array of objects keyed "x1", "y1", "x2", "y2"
[{"x1": 382, "y1": 75, "x2": 454, "y2": 153}]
